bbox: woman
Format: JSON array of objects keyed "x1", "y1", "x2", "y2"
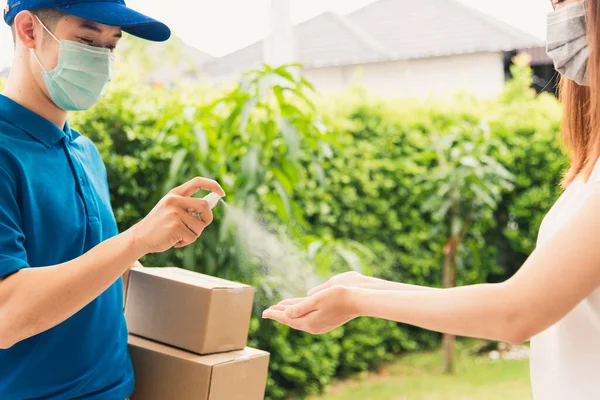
[{"x1": 263, "y1": 0, "x2": 600, "y2": 398}]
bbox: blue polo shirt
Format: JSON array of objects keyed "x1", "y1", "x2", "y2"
[{"x1": 0, "y1": 95, "x2": 133, "y2": 399}]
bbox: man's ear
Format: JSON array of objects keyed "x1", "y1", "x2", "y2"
[{"x1": 13, "y1": 11, "x2": 38, "y2": 49}]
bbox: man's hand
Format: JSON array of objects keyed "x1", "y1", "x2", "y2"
[{"x1": 129, "y1": 177, "x2": 225, "y2": 255}]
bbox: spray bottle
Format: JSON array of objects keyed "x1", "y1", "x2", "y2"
[{"x1": 202, "y1": 192, "x2": 223, "y2": 209}]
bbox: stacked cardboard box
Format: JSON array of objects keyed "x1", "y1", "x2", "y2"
[{"x1": 125, "y1": 267, "x2": 270, "y2": 400}]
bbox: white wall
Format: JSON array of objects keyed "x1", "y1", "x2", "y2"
[{"x1": 302, "y1": 52, "x2": 506, "y2": 99}]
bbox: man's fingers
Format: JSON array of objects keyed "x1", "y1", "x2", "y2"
[
  {"x1": 170, "y1": 177, "x2": 225, "y2": 198},
  {"x1": 174, "y1": 225, "x2": 197, "y2": 248},
  {"x1": 174, "y1": 211, "x2": 210, "y2": 249},
  {"x1": 181, "y1": 212, "x2": 206, "y2": 237},
  {"x1": 179, "y1": 197, "x2": 214, "y2": 224}
]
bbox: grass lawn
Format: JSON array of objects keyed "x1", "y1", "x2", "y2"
[{"x1": 311, "y1": 342, "x2": 532, "y2": 400}]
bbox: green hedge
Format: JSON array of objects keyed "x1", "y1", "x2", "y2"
[
  {"x1": 1, "y1": 62, "x2": 565, "y2": 399},
  {"x1": 295, "y1": 64, "x2": 565, "y2": 293}
]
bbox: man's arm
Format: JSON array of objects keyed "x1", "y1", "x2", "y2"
[
  {"x1": 123, "y1": 260, "x2": 143, "y2": 301},
  {"x1": 0, "y1": 177, "x2": 224, "y2": 349},
  {"x1": 0, "y1": 232, "x2": 142, "y2": 348}
]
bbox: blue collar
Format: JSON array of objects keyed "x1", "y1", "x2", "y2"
[{"x1": 0, "y1": 94, "x2": 78, "y2": 147}]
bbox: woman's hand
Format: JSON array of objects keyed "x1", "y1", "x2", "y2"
[
  {"x1": 262, "y1": 286, "x2": 359, "y2": 334},
  {"x1": 307, "y1": 271, "x2": 371, "y2": 296}
]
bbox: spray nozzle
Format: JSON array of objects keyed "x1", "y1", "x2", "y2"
[{"x1": 203, "y1": 192, "x2": 223, "y2": 209}]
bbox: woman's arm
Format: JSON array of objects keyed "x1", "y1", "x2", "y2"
[
  {"x1": 360, "y1": 277, "x2": 440, "y2": 292},
  {"x1": 265, "y1": 186, "x2": 600, "y2": 342},
  {"x1": 359, "y1": 186, "x2": 600, "y2": 343},
  {"x1": 306, "y1": 271, "x2": 440, "y2": 296}
]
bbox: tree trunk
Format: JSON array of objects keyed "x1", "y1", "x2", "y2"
[{"x1": 442, "y1": 240, "x2": 458, "y2": 374}]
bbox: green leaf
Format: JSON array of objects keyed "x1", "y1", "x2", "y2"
[
  {"x1": 460, "y1": 156, "x2": 480, "y2": 168},
  {"x1": 451, "y1": 216, "x2": 463, "y2": 238},
  {"x1": 272, "y1": 66, "x2": 296, "y2": 84},
  {"x1": 281, "y1": 158, "x2": 300, "y2": 182},
  {"x1": 272, "y1": 169, "x2": 293, "y2": 195},
  {"x1": 471, "y1": 184, "x2": 497, "y2": 208},
  {"x1": 279, "y1": 118, "x2": 300, "y2": 161},
  {"x1": 274, "y1": 86, "x2": 286, "y2": 107},
  {"x1": 336, "y1": 248, "x2": 363, "y2": 273},
  {"x1": 433, "y1": 199, "x2": 453, "y2": 220},
  {"x1": 240, "y1": 98, "x2": 259, "y2": 134},
  {"x1": 241, "y1": 146, "x2": 260, "y2": 182},
  {"x1": 164, "y1": 148, "x2": 188, "y2": 193},
  {"x1": 301, "y1": 77, "x2": 316, "y2": 92},
  {"x1": 220, "y1": 103, "x2": 243, "y2": 136},
  {"x1": 194, "y1": 124, "x2": 209, "y2": 157},
  {"x1": 183, "y1": 245, "x2": 196, "y2": 272},
  {"x1": 307, "y1": 241, "x2": 324, "y2": 260},
  {"x1": 273, "y1": 179, "x2": 292, "y2": 221}
]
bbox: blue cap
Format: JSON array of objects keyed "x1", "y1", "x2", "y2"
[{"x1": 4, "y1": 0, "x2": 171, "y2": 42}]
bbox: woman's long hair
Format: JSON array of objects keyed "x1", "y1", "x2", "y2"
[{"x1": 560, "y1": 0, "x2": 600, "y2": 187}]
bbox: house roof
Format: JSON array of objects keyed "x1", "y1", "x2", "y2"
[
  {"x1": 202, "y1": 12, "x2": 389, "y2": 77},
  {"x1": 349, "y1": 0, "x2": 543, "y2": 60},
  {"x1": 203, "y1": 0, "x2": 544, "y2": 78}
]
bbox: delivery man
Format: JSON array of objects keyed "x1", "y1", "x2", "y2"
[{"x1": 0, "y1": 1, "x2": 225, "y2": 398}]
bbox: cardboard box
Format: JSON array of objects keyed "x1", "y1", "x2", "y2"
[
  {"x1": 128, "y1": 335, "x2": 270, "y2": 400},
  {"x1": 125, "y1": 267, "x2": 255, "y2": 354}
]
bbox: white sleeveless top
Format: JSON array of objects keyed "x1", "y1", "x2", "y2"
[{"x1": 530, "y1": 157, "x2": 600, "y2": 400}]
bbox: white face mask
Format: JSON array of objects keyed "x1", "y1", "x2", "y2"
[
  {"x1": 547, "y1": 1, "x2": 589, "y2": 86},
  {"x1": 30, "y1": 16, "x2": 115, "y2": 111}
]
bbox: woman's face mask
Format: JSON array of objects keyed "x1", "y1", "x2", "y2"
[
  {"x1": 547, "y1": 1, "x2": 589, "y2": 86},
  {"x1": 30, "y1": 16, "x2": 115, "y2": 111}
]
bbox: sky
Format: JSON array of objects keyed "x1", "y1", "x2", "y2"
[{"x1": 0, "y1": 0, "x2": 552, "y2": 68}]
